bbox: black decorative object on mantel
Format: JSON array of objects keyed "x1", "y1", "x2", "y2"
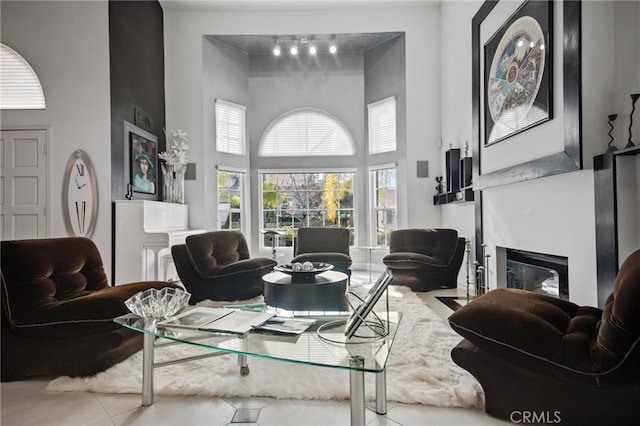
[
  {"x1": 435, "y1": 176, "x2": 443, "y2": 194},
  {"x1": 627, "y1": 93, "x2": 640, "y2": 148},
  {"x1": 607, "y1": 114, "x2": 618, "y2": 152}
]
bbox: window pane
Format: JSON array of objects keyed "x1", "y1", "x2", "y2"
[
  {"x1": 368, "y1": 97, "x2": 396, "y2": 154},
  {"x1": 371, "y1": 167, "x2": 397, "y2": 246},
  {"x1": 217, "y1": 169, "x2": 245, "y2": 232},
  {"x1": 259, "y1": 171, "x2": 357, "y2": 249},
  {"x1": 216, "y1": 99, "x2": 246, "y2": 155}
]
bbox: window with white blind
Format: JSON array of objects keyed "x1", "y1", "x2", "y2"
[
  {"x1": 215, "y1": 99, "x2": 246, "y2": 155},
  {"x1": 0, "y1": 43, "x2": 45, "y2": 110},
  {"x1": 259, "y1": 108, "x2": 355, "y2": 157},
  {"x1": 368, "y1": 97, "x2": 396, "y2": 154}
]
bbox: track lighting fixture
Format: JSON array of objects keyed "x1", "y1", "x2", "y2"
[{"x1": 271, "y1": 37, "x2": 339, "y2": 56}]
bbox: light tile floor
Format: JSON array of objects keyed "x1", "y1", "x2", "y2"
[{"x1": 1, "y1": 271, "x2": 508, "y2": 426}]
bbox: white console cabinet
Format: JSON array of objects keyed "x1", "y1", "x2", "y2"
[{"x1": 113, "y1": 200, "x2": 204, "y2": 284}]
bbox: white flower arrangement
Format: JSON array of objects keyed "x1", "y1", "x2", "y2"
[{"x1": 159, "y1": 129, "x2": 189, "y2": 169}]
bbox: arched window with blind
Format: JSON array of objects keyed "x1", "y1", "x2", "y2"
[
  {"x1": 259, "y1": 108, "x2": 355, "y2": 157},
  {"x1": 0, "y1": 43, "x2": 46, "y2": 110}
]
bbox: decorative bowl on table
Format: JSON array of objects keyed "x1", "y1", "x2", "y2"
[
  {"x1": 274, "y1": 262, "x2": 334, "y2": 277},
  {"x1": 124, "y1": 287, "x2": 191, "y2": 320}
]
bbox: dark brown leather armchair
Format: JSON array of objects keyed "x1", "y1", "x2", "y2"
[
  {"x1": 1, "y1": 237, "x2": 178, "y2": 382},
  {"x1": 172, "y1": 231, "x2": 276, "y2": 304},
  {"x1": 291, "y1": 227, "x2": 352, "y2": 276},
  {"x1": 382, "y1": 228, "x2": 464, "y2": 291},
  {"x1": 448, "y1": 248, "x2": 640, "y2": 424}
]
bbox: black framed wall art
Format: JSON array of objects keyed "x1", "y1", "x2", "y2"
[
  {"x1": 124, "y1": 121, "x2": 158, "y2": 197},
  {"x1": 472, "y1": 0, "x2": 581, "y2": 190},
  {"x1": 484, "y1": 0, "x2": 553, "y2": 146}
]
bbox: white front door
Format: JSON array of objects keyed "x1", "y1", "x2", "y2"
[{"x1": 0, "y1": 129, "x2": 48, "y2": 240}]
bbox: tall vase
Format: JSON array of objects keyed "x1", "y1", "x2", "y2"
[{"x1": 162, "y1": 164, "x2": 186, "y2": 204}]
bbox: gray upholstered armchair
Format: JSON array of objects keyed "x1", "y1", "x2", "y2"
[
  {"x1": 382, "y1": 228, "x2": 464, "y2": 291},
  {"x1": 172, "y1": 231, "x2": 277, "y2": 304},
  {"x1": 291, "y1": 227, "x2": 352, "y2": 277}
]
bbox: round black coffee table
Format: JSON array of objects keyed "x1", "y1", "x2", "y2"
[{"x1": 263, "y1": 270, "x2": 349, "y2": 311}]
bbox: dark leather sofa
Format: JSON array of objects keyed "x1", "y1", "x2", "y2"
[
  {"x1": 172, "y1": 230, "x2": 277, "y2": 304},
  {"x1": 448, "y1": 248, "x2": 640, "y2": 424},
  {"x1": 382, "y1": 228, "x2": 465, "y2": 291},
  {"x1": 1, "y1": 237, "x2": 178, "y2": 382}
]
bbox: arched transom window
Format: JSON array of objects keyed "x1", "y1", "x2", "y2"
[
  {"x1": 259, "y1": 108, "x2": 355, "y2": 157},
  {"x1": 0, "y1": 43, "x2": 45, "y2": 110}
]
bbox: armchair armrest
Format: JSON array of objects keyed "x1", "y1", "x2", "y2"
[
  {"x1": 209, "y1": 258, "x2": 276, "y2": 279},
  {"x1": 383, "y1": 252, "x2": 446, "y2": 269}
]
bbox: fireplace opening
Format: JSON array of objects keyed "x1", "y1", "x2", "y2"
[{"x1": 506, "y1": 248, "x2": 569, "y2": 300}]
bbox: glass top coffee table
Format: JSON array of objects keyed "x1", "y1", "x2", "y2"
[{"x1": 115, "y1": 311, "x2": 401, "y2": 426}]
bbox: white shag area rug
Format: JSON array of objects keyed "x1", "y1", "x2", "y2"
[{"x1": 46, "y1": 286, "x2": 483, "y2": 408}]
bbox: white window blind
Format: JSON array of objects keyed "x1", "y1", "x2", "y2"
[
  {"x1": 0, "y1": 43, "x2": 45, "y2": 110},
  {"x1": 259, "y1": 108, "x2": 355, "y2": 157},
  {"x1": 215, "y1": 99, "x2": 246, "y2": 155},
  {"x1": 368, "y1": 96, "x2": 396, "y2": 154}
]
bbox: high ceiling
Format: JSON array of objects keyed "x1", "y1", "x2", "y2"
[
  {"x1": 160, "y1": 0, "x2": 438, "y2": 11},
  {"x1": 207, "y1": 32, "x2": 404, "y2": 55}
]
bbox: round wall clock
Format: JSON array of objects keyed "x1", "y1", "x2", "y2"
[{"x1": 62, "y1": 150, "x2": 98, "y2": 237}]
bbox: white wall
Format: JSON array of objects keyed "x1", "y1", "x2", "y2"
[
  {"x1": 439, "y1": 0, "x2": 481, "y2": 287},
  {"x1": 0, "y1": 1, "x2": 113, "y2": 276},
  {"x1": 162, "y1": 4, "x2": 443, "y2": 250},
  {"x1": 613, "y1": 0, "x2": 640, "y2": 147}
]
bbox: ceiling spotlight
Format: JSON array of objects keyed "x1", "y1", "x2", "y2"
[
  {"x1": 329, "y1": 43, "x2": 337, "y2": 54},
  {"x1": 309, "y1": 45, "x2": 317, "y2": 55},
  {"x1": 273, "y1": 44, "x2": 281, "y2": 56},
  {"x1": 290, "y1": 44, "x2": 298, "y2": 55}
]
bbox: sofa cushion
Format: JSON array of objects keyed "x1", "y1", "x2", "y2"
[
  {"x1": 185, "y1": 231, "x2": 250, "y2": 275},
  {"x1": 383, "y1": 252, "x2": 446, "y2": 269},
  {"x1": 295, "y1": 228, "x2": 350, "y2": 256},
  {"x1": 592, "y1": 248, "x2": 640, "y2": 375},
  {"x1": 2, "y1": 280, "x2": 177, "y2": 338},
  {"x1": 388, "y1": 228, "x2": 458, "y2": 259},
  {"x1": 448, "y1": 288, "x2": 604, "y2": 373}
]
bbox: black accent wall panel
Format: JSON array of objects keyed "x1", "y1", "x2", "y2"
[{"x1": 109, "y1": 0, "x2": 166, "y2": 202}]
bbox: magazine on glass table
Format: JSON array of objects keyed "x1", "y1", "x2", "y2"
[
  {"x1": 158, "y1": 307, "x2": 274, "y2": 335},
  {"x1": 252, "y1": 317, "x2": 316, "y2": 335}
]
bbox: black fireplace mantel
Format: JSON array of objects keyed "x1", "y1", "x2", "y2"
[{"x1": 593, "y1": 145, "x2": 640, "y2": 307}]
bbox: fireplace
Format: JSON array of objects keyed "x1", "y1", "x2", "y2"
[{"x1": 501, "y1": 248, "x2": 569, "y2": 300}]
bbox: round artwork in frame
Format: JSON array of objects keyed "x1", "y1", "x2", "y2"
[{"x1": 486, "y1": 15, "x2": 547, "y2": 144}]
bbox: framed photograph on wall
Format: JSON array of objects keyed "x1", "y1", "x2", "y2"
[
  {"x1": 484, "y1": 0, "x2": 553, "y2": 146},
  {"x1": 127, "y1": 125, "x2": 158, "y2": 195}
]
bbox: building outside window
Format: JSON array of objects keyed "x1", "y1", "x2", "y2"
[
  {"x1": 370, "y1": 166, "x2": 397, "y2": 245},
  {"x1": 217, "y1": 169, "x2": 245, "y2": 231},
  {"x1": 259, "y1": 171, "x2": 355, "y2": 249}
]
